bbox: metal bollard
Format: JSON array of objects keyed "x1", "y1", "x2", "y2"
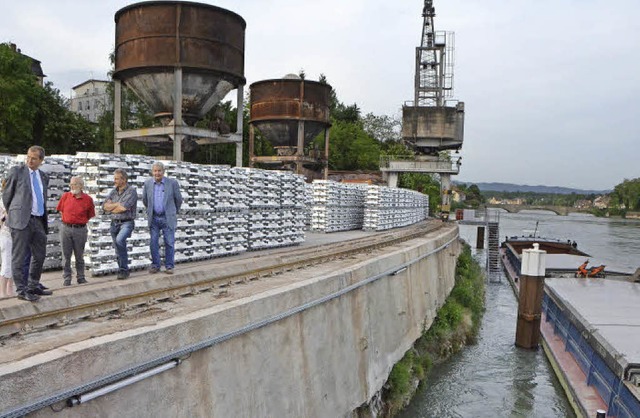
[{"x1": 595, "y1": 410, "x2": 606, "y2": 418}]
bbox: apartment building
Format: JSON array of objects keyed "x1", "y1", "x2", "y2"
[{"x1": 69, "y1": 79, "x2": 111, "y2": 123}]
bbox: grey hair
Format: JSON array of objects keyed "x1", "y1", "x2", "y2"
[
  {"x1": 113, "y1": 168, "x2": 128, "y2": 181},
  {"x1": 152, "y1": 161, "x2": 165, "y2": 172},
  {"x1": 70, "y1": 176, "x2": 84, "y2": 187}
]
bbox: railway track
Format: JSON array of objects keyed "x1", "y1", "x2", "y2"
[{"x1": 0, "y1": 221, "x2": 447, "y2": 339}]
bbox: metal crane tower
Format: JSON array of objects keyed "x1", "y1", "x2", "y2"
[
  {"x1": 380, "y1": 0, "x2": 465, "y2": 220},
  {"x1": 414, "y1": 0, "x2": 454, "y2": 108}
]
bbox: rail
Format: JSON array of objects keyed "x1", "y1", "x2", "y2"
[{"x1": 0, "y1": 221, "x2": 446, "y2": 339}]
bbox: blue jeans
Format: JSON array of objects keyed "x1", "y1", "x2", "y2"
[
  {"x1": 110, "y1": 220, "x2": 134, "y2": 273},
  {"x1": 150, "y1": 215, "x2": 175, "y2": 269}
]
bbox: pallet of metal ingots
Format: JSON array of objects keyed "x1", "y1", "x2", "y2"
[
  {"x1": 363, "y1": 185, "x2": 429, "y2": 231},
  {"x1": 311, "y1": 180, "x2": 367, "y2": 233}
]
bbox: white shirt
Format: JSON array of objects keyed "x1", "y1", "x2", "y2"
[{"x1": 29, "y1": 168, "x2": 44, "y2": 216}]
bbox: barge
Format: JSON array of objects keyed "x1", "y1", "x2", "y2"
[{"x1": 500, "y1": 236, "x2": 640, "y2": 417}]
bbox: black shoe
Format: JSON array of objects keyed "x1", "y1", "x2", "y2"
[
  {"x1": 117, "y1": 271, "x2": 130, "y2": 280},
  {"x1": 77, "y1": 278, "x2": 88, "y2": 284},
  {"x1": 38, "y1": 284, "x2": 49, "y2": 290},
  {"x1": 17, "y1": 292, "x2": 40, "y2": 302},
  {"x1": 32, "y1": 288, "x2": 53, "y2": 296},
  {"x1": 63, "y1": 279, "x2": 72, "y2": 286}
]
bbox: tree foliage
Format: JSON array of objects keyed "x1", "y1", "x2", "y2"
[
  {"x1": 612, "y1": 178, "x2": 640, "y2": 211},
  {"x1": 0, "y1": 43, "x2": 96, "y2": 154},
  {"x1": 327, "y1": 119, "x2": 380, "y2": 170}
]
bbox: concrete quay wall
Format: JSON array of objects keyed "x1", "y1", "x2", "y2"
[{"x1": 1, "y1": 225, "x2": 460, "y2": 418}]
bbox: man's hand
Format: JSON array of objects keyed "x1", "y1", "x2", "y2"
[
  {"x1": 111, "y1": 203, "x2": 127, "y2": 214},
  {"x1": 104, "y1": 202, "x2": 127, "y2": 213}
]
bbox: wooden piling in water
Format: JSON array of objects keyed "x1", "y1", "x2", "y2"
[
  {"x1": 476, "y1": 226, "x2": 485, "y2": 249},
  {"x1": 515, "y1": 243, "x2": 546, "y2": 349}
]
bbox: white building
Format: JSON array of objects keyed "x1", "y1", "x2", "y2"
[{"x1": 70, "y1": 79, "x2": 111, "y2": 123}]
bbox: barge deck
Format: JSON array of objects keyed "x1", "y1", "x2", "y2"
[{"x1": 501, "y1": 247, "x2": 640, "y2": 417}]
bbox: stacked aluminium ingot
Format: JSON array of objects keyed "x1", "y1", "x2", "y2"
[
  {"x1": 363, "y1": 185, "x2": 429, "y2": 231},
  {"x1": 310, "y1": 180, "x2": 368, "y2": 232},
  {"x1": 245, "y1": 169, "x2": 306, "y2": 250}
]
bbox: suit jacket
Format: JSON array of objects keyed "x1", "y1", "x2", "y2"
[
  {"x1": 142, "y1": 177, "x2": 182, "y2": 229},
  {"x1": 2, "y1": 164, "x2": 49, "y2": 233}
]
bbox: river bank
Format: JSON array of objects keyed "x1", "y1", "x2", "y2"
[{"x1": 357, "y1": 243, "x2": 485, "y2": 417}]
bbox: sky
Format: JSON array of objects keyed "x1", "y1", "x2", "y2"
[{"x1": 1, "y1": 0, "x2": 638, "y2": 190}]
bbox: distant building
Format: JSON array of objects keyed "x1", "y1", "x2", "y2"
[
  {"x1": 574, "y1": 199, "x2": 592, "y2": 209},
  {"x1": 593, "y1": 195, "x2": 611, "y2": 209},
  {"x1": 7, "y1": 43, "x2": 45, "y2": 86},
  {"x1": 488, "y1": 197, "x2": 502, "y2": 205},
  {"x1": 504, "y1": 198, "x2": 525, "y2": 205},
  {"x1": 451, "y1": 189, "x2": 466, "y2": 203},
  {"x1": 69, "y1": 79, "x2": 111, "y2": 123}
]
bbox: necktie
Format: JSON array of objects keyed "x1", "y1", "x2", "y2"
[{"x1": 32, "y1": 171, "x2": 44, "y2": 216}]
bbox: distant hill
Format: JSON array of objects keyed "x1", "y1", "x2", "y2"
[{"x1": 456, "y1": 182, "x2": 610, "y2": 195}]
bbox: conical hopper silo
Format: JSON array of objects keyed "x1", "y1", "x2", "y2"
[
  {"x1": 114, "y1": 1, "x2": 245, "y2": 123},
  {"x1": 249, "y1": 77, "x2": 332, "y2": 178},
  {"x1": 112, "y1": 1, "x2": 246, "y2": 162}
]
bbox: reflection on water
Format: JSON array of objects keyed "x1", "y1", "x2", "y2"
[
  {"x1": 398, "y1": 210, "x2": 640, "y2": 418},
  {"x1": 398, "y1": 278, "x2": 575, "y2": 418}
]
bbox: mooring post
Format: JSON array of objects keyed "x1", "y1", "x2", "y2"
[
  {"x1": 476, "y1": 226, "x2": 485, "y2": 249},
  {"x1": 595, "y1": 410, "x2": 606, "y2": 418},
  {"x1": 515, "y1": 243, "x2": 546, "y2": 349}
]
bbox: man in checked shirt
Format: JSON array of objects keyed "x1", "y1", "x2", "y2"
[{"x1": 103, "y1": 168, "x2": 137, "y2": 280}]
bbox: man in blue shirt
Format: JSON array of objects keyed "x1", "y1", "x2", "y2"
[{"x1": 143, "y1": 162, "x2": 182, "y2": 274}]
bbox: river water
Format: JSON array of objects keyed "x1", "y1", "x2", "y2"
[{"x1": 398, "y1": 211, "x2": 640, "y2": 418}]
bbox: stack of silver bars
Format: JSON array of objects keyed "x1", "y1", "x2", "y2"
[
  {"x1": 363, "y1": 186, "x2": 429, "y2": 231},
  {"x1": 310, "y1": 180, "x2": 430, "y2": 233},
  {"x1": 0, "y1": 153, "x2": 431, "y2": 275}
]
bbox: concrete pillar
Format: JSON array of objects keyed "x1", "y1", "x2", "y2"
[
  {"x1": 235, "y1": 85, "x2": 244, "y2": 167},
  {"x1": 248, "y1": 124, "x2": 255, "y2": 168},
  {"x1": 172, "y1": 67, "x2": 183, "y2": 161},
  {"x1": 441, "y1": 173, "x2": 451, "y2": 208},
  {"x1": 296, "y1": 120, "x2": 305, "y2": 174},
  {"x1": 387, "y1": 172, "x2": 398, "y2": 188},
  {"x1": 323, "y1": 128, "x2": 330, "y2": 180},
  {"x1": 515, "y1": 243, "x2": 546, "y2": 349},
  {"x1": 476, "y1": 226, "x2": 485, "y2": 249},
  {"x1": 114, "y1": 80, "x2": 122, "y2": 154}
]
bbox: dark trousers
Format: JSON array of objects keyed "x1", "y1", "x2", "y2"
[{"x1": 11, "y1": 216, "x2": 47, "y2": 295}]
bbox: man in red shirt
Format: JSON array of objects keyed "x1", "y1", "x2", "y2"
[{"x1": 56, "y1": 176, "x2": 95, "y2": 286}]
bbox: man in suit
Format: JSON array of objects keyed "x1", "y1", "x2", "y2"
[
  {"x1": 143, "y1": 162, "x2": 182, "y2": 274},
  {"x1": 2, "y1": 145, "x2": 51, "y2": 302}
]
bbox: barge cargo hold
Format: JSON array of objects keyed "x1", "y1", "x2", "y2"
[{"x1": 501, "y1": 237, "x2": 640, "y2": 417}]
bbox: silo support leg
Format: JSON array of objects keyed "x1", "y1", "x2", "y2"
[
  {"x1": 388, "y1": 172, "x2": 399, "y2": 188},
  {"x1": 235, "y1": 142, "x2": 243, "y2": 167},
  {"x1": 114, "y1": 80, "x2": 122, "y2": 154}
]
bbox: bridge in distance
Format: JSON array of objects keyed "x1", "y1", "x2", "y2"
[{"x1": 484, "y1": 204, "x2": 593, "y2": 216}]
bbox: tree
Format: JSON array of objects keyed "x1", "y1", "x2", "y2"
[
  {"x1": 399, "y1": 172, "x2": 441, "y2": 215},
  {"x1": 361, "y1": 112, "x2": 401, "y2": 143},
  {"x1": 612, "y1": 178, "x2": 640, "y2": 211},
  {"x1": 327, "y1": 120, "x2": 380, "y2": 170},
  {"x1": 0, "y1": 43, "x2": 41, "y2": 152},
  {"x1": 0, "y1": 43, "x2": 97, "y2": 154},
  {"x1": 35, "y1": 83, "x2": 96, "y2": 154},
  {"x1": 464, "y1": 184, "x2": 484, "y2": 208}
]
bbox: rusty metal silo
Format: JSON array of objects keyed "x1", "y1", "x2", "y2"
[
  {"x1": 249, "y1": 76, "x2": 332, "y2": 179},
  {"x1": 112, "y1": 1, "x2": 246, "y2": 162}
]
